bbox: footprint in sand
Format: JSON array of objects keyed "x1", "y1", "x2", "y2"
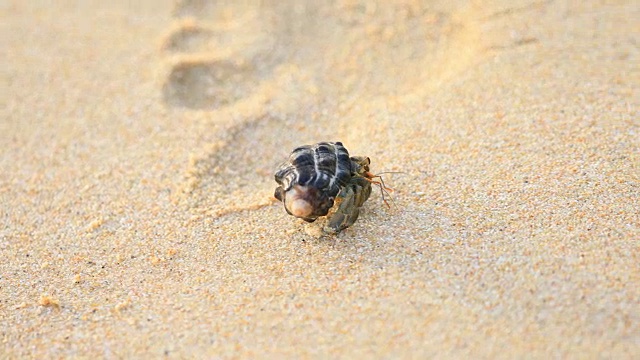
[
  {"x1": 161, "y1": 1, "x2": 316, "y2": 216},
  {"x1": 162, "y1": 1, "x2": 280, "y2": 110}
]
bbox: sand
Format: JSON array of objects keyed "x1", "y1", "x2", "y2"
[{"x1": 1, "y1": 0, "x2": 638, "y2": 358}]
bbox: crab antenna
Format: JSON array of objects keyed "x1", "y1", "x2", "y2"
[
  {"x1": 364, "y1": 172, "x2": 394, "y2": 192},
  {"x1": 374, "y1": 171, "x2": 406, "y2": 176},
  {"x1": 377, "y1": 177, "x2": 396, "y2": 209},
  {"x1": 363, "y1": 173, "x2": 395, "y2": 209}
]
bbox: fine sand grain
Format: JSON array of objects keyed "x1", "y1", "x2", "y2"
[{"x1": 2, "y1": 0, "x2": 638, "y2": 358}]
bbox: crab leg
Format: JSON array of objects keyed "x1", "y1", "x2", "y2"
[{"x1": 325, "y1": 176, "x2": 372, "y2": 233}]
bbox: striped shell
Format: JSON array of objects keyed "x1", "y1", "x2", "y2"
[{"x1": 274, "y1": 142, "x2": 353, "y2": 222}]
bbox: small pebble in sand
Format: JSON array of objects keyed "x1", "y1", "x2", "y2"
[
  {"x1": 114, "y1": 300, "x2": 130, "y2": 313},
  {"x1": 38, "y1": 295, "x2": 60, "y2": 308}
]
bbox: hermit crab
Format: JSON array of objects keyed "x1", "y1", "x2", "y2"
[{"x1": 274, "y1": 142, "x2": 390, "y2": 234}]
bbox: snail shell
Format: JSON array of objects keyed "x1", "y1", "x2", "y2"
[{"x1": 274, "y1": 142, "x2": 352, "y2": 222}]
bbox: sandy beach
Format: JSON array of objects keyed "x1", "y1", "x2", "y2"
[{"x1": 2, "y1": 0, "x2": 638, "y2": 358}]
